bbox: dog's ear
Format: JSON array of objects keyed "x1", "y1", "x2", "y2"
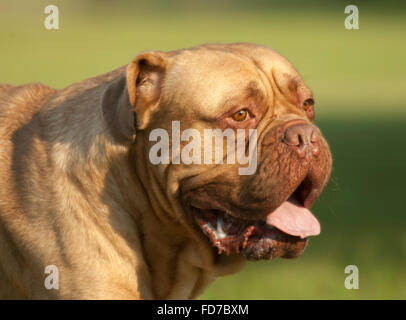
[
  {"x1": 127, "y1": 51, "x2": 167, "y2": 128},
  {"x1": 101, "y1": 51, "x2": 167, "y2": 143}
]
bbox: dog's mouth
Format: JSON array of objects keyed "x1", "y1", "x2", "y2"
[{"x1": 189, "y1": 176, "x2": 321, "y2": 260}]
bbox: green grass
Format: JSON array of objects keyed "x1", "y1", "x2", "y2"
[{"x1": 1, "y1": 1, "x2": 405, "y2": 299}]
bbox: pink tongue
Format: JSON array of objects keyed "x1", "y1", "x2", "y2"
[{"x1": 266, "y1": 198, "x2": 320, "y2": 239}]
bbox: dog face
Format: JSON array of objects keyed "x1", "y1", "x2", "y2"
[{"x1": 110, "y1": 43, "x2": 332, "y2": 263}]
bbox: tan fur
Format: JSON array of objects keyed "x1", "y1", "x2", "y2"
[{"x1": 0, "y1": 43, "x2": 329, "y2": 299}]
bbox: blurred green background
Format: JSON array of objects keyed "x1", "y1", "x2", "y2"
[{"x1": 1, "y1": 0, "x2": 405, "y2": 299}]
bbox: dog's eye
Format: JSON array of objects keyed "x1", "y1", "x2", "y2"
[
  {"x1": 303, "y1": 98, "x2": 314, "y2": 110},
  {"x1": 231, "y1": 109, "x2": 249, "y2": 122}
]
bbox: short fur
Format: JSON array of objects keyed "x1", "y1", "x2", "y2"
[{"x1": 0, "y1": 43, "x2": 331, "y2": 299}]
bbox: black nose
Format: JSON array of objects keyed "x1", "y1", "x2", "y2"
[{"x1": 283, "y1": 122, "x2": 320, "y2": 158}]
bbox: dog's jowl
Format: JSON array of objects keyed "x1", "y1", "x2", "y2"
[{"x1": 0, "y1": 43, "x2": 332, "y2": 299}]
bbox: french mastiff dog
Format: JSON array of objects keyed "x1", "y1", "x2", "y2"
[{"x1": 0, "y1": 43, "x2": 332, "y2": 299}]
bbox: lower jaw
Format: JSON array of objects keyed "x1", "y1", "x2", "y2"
[
  {"x1": 240, "y1": 228, "x2": 309, "y2": 261},
  {"x1": 194, "y1": 211, "x2": 309, "y2": 261}
]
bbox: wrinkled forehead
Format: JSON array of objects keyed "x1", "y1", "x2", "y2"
[{"x1": 162, "y1": 50, "x2": 267, "y2": 118}]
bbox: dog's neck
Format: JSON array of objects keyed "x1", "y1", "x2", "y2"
[{"x1": 127, "y1": 137, "x2": 248, "y2": 299}]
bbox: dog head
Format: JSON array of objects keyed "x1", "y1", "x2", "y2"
[{"x1": 102, "y1": 43, "x2": 332, "y2": 263}]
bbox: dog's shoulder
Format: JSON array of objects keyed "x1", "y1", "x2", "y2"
[
  {"x1": 0, "y1": 83, "x2": 57, "y2": 122},
  {"x1": 0, "y1": 83, "x2": 56, "y2": 104}
]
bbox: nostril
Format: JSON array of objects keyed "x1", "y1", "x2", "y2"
[
  {"x1": 299, "y1": 132, "x2": 310, "y2": 146},
  {"x1": 283, "y1": 130, "x2": 300, "y2": 146},
  {"x1": 296, "y1": 133, "x2": 307, "y2": 150}
]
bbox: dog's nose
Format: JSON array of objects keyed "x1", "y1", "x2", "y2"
[{"x1": 283, "y1": 122, "x2": 320, "y2": 158}]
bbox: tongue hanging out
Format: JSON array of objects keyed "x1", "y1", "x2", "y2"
[{"x1": 265, "y1": 197, "x2": 320, "y2": 239}]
